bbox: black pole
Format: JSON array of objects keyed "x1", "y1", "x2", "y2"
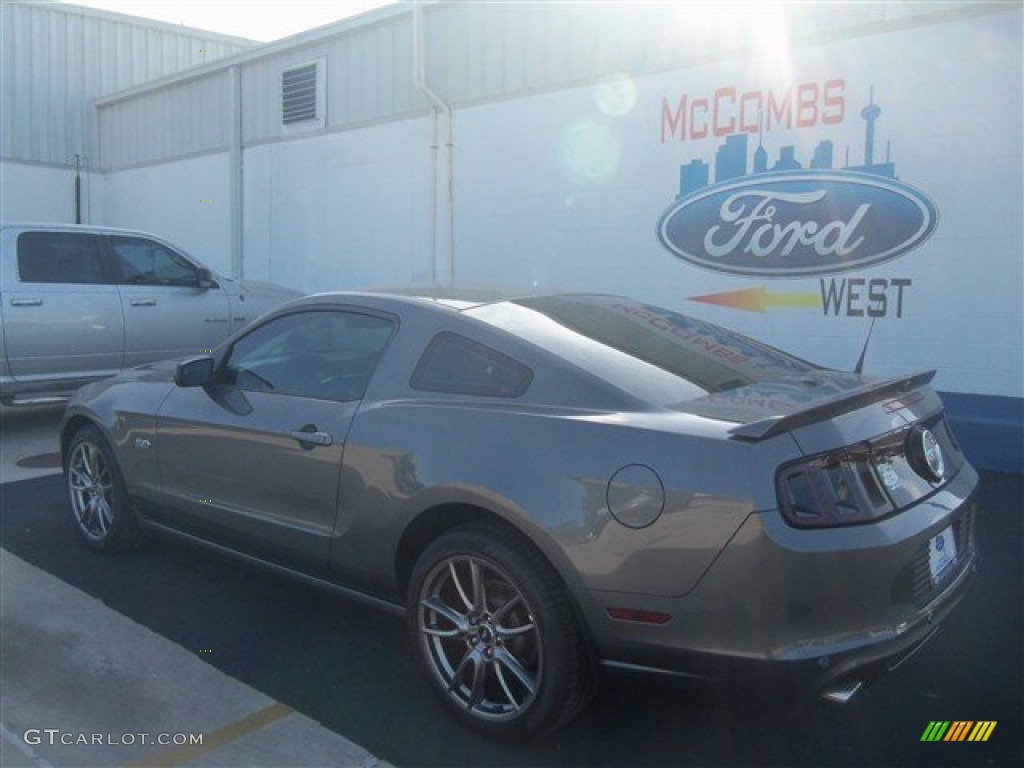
[{"x1": 74, "y1": 154, "x2": 82, "y2": 224}]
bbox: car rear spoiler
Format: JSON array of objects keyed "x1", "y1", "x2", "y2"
[{"x1": 728, "y1": 369, "x2": 937, "y2": 442}]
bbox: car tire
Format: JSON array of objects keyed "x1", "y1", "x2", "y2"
[
  {"x1": 66, "y1": 426, "x2": 140, "y2": 553},
  {"x1": 408, "y1": 522, "x2": 593, "y2": 738}
]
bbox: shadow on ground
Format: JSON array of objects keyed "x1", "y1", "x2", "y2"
[{"x1": 2, "y1": 472, "x2": 1020, "y2": 767}]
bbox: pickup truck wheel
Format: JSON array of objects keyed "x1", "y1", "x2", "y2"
[
  {"x1": 408, "y1": 523, "x2": 592, "y2": 738},
  {"x1": 66, "y1": 426, "x2": 140, "y2": 553}
]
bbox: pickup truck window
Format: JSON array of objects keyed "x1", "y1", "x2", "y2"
[
  {"x1": 17, "y1": 232, "x2": 109, "y2": 284},
  {"x1": 110, "y1": 237, "x2": 199, "y2": 287}
]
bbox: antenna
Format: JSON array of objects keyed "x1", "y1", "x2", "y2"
[{"x1": 854, "y1": 317, "x2": 877, "y2": 375}]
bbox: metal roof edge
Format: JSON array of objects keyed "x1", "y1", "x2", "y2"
[
  {"x1": 39, "y1": 2, "x2": 260, "y2": 46},
  {"x1": 93, "y1": 2, "x2": 412, "y2": 108}
]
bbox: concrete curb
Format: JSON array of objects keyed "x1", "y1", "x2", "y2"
[{"x1": 0, "y1": 549, "x2": 393, "y2": 768}]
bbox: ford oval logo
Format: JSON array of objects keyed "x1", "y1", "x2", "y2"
[{"x1": 657, "y1": 171, "x2": 938, "y2": 277}]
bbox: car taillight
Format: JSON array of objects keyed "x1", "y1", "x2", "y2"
[
  {"x1": 775, "y1": 416, "x2": 962, "y2": 529},
  {"x1": 777, "y1": 448, "x2": 892, "y2": 528}
]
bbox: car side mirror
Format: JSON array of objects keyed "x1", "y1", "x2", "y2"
[
  {"x1": 196, "y1": 268, "x2": 218, "y2": 290},
  {"x1": 175, "y1": 356, "x2": 215, "y2": 387}
]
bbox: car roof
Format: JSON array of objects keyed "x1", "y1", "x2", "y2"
[
  {"x1": 357, "y1": 283, "x2": 541, "y2": 308},
  {"x1": 0, "y1": 221, "x2": 172, "y2": 238},
  {"x1": 300, "y1": 285, "x2": 567, "y2": 313},
  {"x1": 294, "y1": 288, "x2": 649, "y2": 323}
]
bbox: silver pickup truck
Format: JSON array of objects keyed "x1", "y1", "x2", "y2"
[{"x1": 0, "y1": 222, "x2": 301, "y2": 405}]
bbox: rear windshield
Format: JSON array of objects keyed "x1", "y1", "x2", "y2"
[{"x1": 467, "y1": 295, "x2": 816, "y2": 406}]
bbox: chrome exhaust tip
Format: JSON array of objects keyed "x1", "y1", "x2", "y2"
[{"x1": 821, "y1": 680, "x2": 863, "y2": 704}]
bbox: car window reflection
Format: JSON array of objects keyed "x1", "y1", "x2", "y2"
[{"x1": 221, "y1": 310, "x2": 395, "y2": 401}]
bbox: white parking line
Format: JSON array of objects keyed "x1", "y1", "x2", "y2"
[{"x1": 0, "y1": 721, "x2": 56, "y2": 768}]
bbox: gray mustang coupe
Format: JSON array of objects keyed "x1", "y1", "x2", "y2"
[{"x1": 61, "y1": 291, "x2": 977, "y2": 737}]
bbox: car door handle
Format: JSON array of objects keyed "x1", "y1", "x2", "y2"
[
  {"x1": 10, "y1": 298, "x2": 43, "y2": 306},
  {"x1": 290, "y1": 428, "x2": 333, "y2": 447},
  {"x1": 130, "y1": 298, "x2": 157, "y2": 307}
]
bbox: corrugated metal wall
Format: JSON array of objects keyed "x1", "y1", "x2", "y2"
[
  {"x1": 97, "y1": 9, "x2": 422, "y2": 169},
  {"x1": 0, "y1": 1, "x2": 254, "y2": 168},
  {"x1": 98, "y1": 71, "x2": 230, "y2": 170},
  {"x1": 88, "y1": 0, "x2": 985, "y2": 170},
  {"x1": 418, "y1": 2, "x2": 988, "y2": 108},
  {"x1": 237, "y1": 13, "x2": 420, "y2": 146}
]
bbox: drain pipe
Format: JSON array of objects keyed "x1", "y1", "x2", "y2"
[
  {"x1": 413, "y1": 1, "x2": 454, "y2": 287},
  {"x1": 229, "y1": 65, "x2": 244, "y2": 279}
]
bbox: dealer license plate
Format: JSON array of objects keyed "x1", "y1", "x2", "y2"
[{"x1": 928, "y1": 526, "x2": 958, "y2": 585}]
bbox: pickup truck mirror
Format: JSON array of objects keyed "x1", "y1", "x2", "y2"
[
  {"x1": 196, "y1": 268, "x2": 218, "y2": 290},
  {"x1": 175, "y1": 356, "x2": 215, "y2": 388}
]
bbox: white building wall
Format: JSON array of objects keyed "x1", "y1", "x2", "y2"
[
  {"x1": 1, "y1": 1, "x2": 254, "y2": 166},
  {"x1": 0, "y1": 160, "x2": 106, "y2": 223},
  {"x1": 454, "y1": 87, "x2": 658, "y2": 294},
  {"x1": 1, "y1": 1, "x2": 253, "y2": 226},
  {"x1": 83, "y1": 1, "x2": 1022, "y2": 469},
  {"x1": 452, "y1": 7, "x2": 1022, "y2": 402},
  {"x1": 242, "y1": 119, "x2": 432, "y2": 292},
  {"x1": 89, "y1": 2, "x2": 1021, "y2": 404},
  {"x1": 101, "y1": 153, "x2": 232, "y2": 275},
  {"x1": 1, "y1": 162, "x2": 74, "y2": 221}
]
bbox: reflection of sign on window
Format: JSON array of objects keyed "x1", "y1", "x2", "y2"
[
  {"x1": 610, "y1": 302, "x2": 750, "y2": 366},
  {"x1": 607, "y1": 301, "x2": 809, "y2": 378}
]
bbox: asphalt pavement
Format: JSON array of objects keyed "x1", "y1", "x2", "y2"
[
  {"x1": 1, "y1": 404, "x2": 1021, "y2": 767},
  {"x1": 1, "y1": 406, "x2": 389, "y2": 768}
]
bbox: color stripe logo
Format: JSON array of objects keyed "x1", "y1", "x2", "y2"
[
  {"x1": 688, "y1": 286, "x2": 821, "y2": 312},
  {"x1": 921, "y1": 721, "x2": 997, "y2": 742}
]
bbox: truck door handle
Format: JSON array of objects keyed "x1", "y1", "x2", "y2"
[
  {"x1": 290, "y1": 427, "x2": 333, "y2": 448},
  {"x1": 130, "y1": 298, "x2": 157, "y2": 307},
  {"x1": 10, "y1": 298, "x2": 43, "y2": 306}
]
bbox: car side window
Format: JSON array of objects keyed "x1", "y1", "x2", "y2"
[
  {"x1": 220, "y1": 310, "x2": 395, "y2": 401},
  {"x1": 411, "y1": 332, "x2": 533, "y2": 397},
  {"x1": 16, "y1": 232, "x2": 109, "y2": 284},
  {"x1": 110, "y1": 237, "x2": 199, "y2": 287}
]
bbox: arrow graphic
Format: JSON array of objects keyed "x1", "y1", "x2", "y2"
[{"x1": 688, "y1": 286, "x2": 821, "y2": 313}]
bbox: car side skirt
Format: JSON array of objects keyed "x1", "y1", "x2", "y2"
[{"x1": 140, "y1": 518, "x2": 406, "y2": 618}]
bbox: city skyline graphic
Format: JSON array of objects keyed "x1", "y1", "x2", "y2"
[{"x1": 676, "y1": 88, "x2": 895, "y2": 200}]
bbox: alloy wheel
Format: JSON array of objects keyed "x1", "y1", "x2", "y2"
[
  {"x1": 417, "y1": 555, "x2": 543, "y2": 721},
  {"x1": 68, "y1": 440, "x2": 115, "y2": 542}
]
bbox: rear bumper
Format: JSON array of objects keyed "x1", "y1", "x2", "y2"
[
  {"x1": 599, "y1": 550, "x2": 974, "y2": 695},
  {"x1": 589, "y1": 465, "x2": 979, "y2": 697}
]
